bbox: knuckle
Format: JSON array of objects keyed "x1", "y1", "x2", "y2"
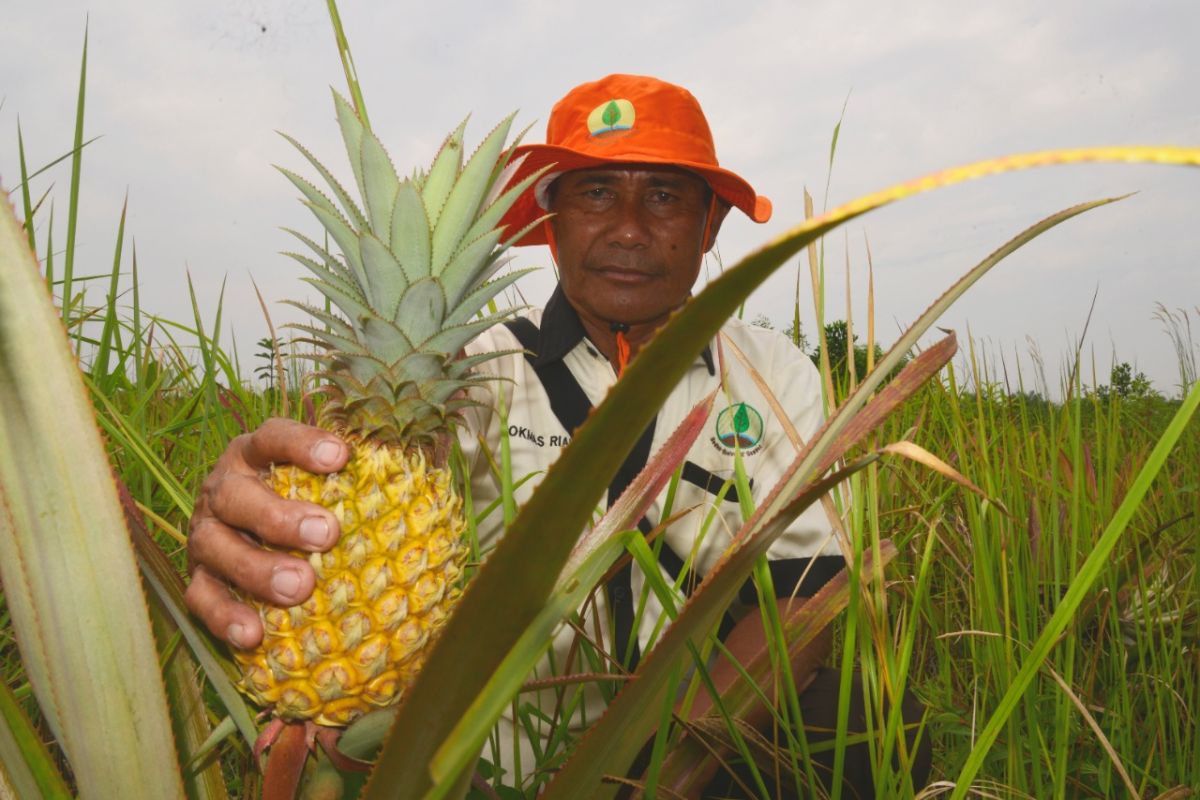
[
  {"x1": 187, "y1": 517, "x2": 215, "y2": 558},
  {"x1": 228, "y1": 554, "x2": 258, "y2": 588},
  {"x1": 259, "y1": 502, "x2": 290, "y2": 537},
  {"x1": 182, "y1": 579, "x2": 200, "y2": 612},
  {"x1": 255, "y1": 417, "x2": 290, "y2": 444},
  {"x1": 183, "y1": 570, "x2": 222, "y2": 619},
  {"x1": 229, "y1": 548, "x2": 283, "y2": 597},
  {"x1": 221, "y1": 433, "x2": 253, "y2": 469},
  {"x1": 228, "y1": 546, "x2": 266, "y2": 592}
]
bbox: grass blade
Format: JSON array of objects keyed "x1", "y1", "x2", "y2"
[
  {"x1": 325, "y1": 0, "x2": 370, "y2": 128},
  {"x1": 654, "y1": 541, "x2": 898, "y2": 798},
  {"x1": 61, "y1": 22, "x2": 89, "y2": 331},
  {"x1": 0, "y1": 678, "x2": 72, "y2": 799},
  {"x1": 93, "y1": 192, "x2": 128, "y2": 385},
  {"x1": 120, "y1": 481, "x2": 260, "y2": 751},
  {"x1": 16, "y1": 121, "x2": 36, "y2": 255}
]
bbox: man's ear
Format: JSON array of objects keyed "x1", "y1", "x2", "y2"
[{"x1": 704, "y1": 201, "x2": 733, "y2": 252}]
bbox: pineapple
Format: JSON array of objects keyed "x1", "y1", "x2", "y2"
[{"x1": 232, "y1": 93, "x2": 544, "y2": 726}]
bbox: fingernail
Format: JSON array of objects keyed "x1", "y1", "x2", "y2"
[
  {"x1": 299, "y1": 516, "x2": 331, "y2": 549},
  {"x1": 271, "y1": 567, "x2": 303, "y2": 600},
  {"x1": 312, "y1": 440, "x2": 343, "y2": 469},
  {"x1": 226, "y1": 623, "x2": 249, "y2": 649}
]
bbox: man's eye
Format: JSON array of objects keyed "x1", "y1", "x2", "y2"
[{"x1": 648, "y1": 191, "x2": 677, "y2": 204}]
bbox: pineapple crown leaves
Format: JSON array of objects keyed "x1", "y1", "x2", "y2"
[
  {"x1": 277, "y1": 131, "x2": 367, "y2": 231},
  {"x1": 284, "y1": 247, "x2": 362, "y2": 302},
  {"x1": 285, "y1": 98, "x2": 548, "y2": 329},
  {"x1": 281, "y1": 92, "x2": 544, "y2": 434},
  {"x1": 321, "y1": 370, "x2": 483, "y2": 446},
  {"x1": 420, "y1": 118, "x2": 471, "y2": 228},
  {"x1": 284, "y1": 226, "x2": 357, "y2": 286},
  {"x1": 445, "y1": 268, "x2": 538, "y2": 329},
  {"x1": 286, "y1": 319, "x2": 362, "y2": 358}
]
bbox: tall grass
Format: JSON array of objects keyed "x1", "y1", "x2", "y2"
[{"x1": 859, "y1": 354, "x2": 1197, "y2": 796}]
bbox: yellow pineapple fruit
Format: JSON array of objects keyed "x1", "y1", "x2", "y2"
[{"x1": 232, "y1": 93, "x2": 544, "y2": 726}]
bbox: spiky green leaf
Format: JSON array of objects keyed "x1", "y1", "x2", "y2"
[
  {"x1": 359, "y1": 232, "x2": 408, "y2": 318},
  {"x1": 421, "y1": 119, "x2": 468, "y2": 227},
  {"x1": 439, "y1": 227, "x2": 505, "y2": 306},
  {"x1": 333, "y1": 89, "x2": 367, "y2": 201},
  {"x1": 430, "y1": 114, "x2": 515, "y2": 274},
  {"x1": 388, "y1": 180, "x2": 432, "y2": 284},
  {"x1": 0, "y1": 186, "x2": 185, "y2": 798},
  {"x1": 299, "y1": 275, "x2": 373, "y2": 327},
  {"x1": 394, "y1": 277, "x2": 448, "y2": 346},
  {"x1": 360, "y1": 128, "x2": 401, "y2": 244},
  {"x1": 283, "y1": 250, "x2": 365, "y2": 304},
  {"x1": 281, "y1": 227, "x2": 357, "y2": 285},
  {"x1": 308, "y1": 203, "x2": 367, "y2": 291},
  {"x1": 459, "y1": 161, "x2": 549, "y2": 249},
  {"x1": 444, "y1": 268, "x2": 537, "y2": 328},
  {"x1": 279, "y1": 131, "x2": 367, "y2": 230}
]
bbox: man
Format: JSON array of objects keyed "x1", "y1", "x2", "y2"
[{"x1": 187, "y1": 74, "x2": 929, "y2": 796}]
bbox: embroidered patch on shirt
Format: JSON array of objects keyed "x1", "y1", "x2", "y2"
[{"x1": 710, "y1": 402, "x2": 765, "y2": 456}]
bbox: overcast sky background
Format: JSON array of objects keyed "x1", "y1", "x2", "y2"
[{"x1": 3, "y1": 1, "x2": 1197, "y2": 396}]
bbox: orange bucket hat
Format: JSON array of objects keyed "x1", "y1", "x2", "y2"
[{"x1": 500, "y1": 74, "x2": 772, "y2": 247}]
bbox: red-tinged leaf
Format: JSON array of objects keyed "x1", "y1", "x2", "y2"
[
  {"x1": 263, "y1": 723, "x2": 309, "y2": 800},
  {"x1": 561, "y1": 390, "x2": 717, "y2": 581}
]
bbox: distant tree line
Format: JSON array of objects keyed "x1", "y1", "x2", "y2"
[{"x1": 750, "y1": 314, "x2": 904, "y2": 380}]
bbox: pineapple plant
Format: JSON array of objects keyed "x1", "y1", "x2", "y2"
[{"x1": 231, "y1": 92, "x2": 544, "y2": 727}]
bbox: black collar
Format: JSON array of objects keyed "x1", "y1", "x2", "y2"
[{"x1": 532, "y1": 285, "x2": 716, "y2": 376}]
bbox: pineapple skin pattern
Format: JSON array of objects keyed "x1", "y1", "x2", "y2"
[
  {"x1": 231, "y1": 93, "x2": 546, "y2": 726},
  {"x1": 234, "y1": 445, "x2": 465, "y2": 725}
]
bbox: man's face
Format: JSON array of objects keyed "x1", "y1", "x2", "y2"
[{"x1": 548, "y1": 166, "x2": 729, "y2": 327}]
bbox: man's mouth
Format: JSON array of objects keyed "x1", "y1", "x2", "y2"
[{"x1": 592, "y1": 265, "x2": 656, "y2": 284}]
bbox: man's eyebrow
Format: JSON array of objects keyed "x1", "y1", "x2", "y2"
[
  {"x1": 644, "y1": 175, "x2": 693, "y2": 189},
  {"x1": 571, "y1": 172, "x2": 621, "y2": 185}
]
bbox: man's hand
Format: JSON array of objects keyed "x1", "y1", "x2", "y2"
[{"x1": 185, "y1": 418, "x2": 349, "y2": 650}]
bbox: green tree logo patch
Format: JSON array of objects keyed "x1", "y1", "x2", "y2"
[
  {"x1": 714, "y1": 402, "x2": 764, "y2": 449},
  {"x1": 587, "y1": 99, "x2": 635, "y2": 136}
]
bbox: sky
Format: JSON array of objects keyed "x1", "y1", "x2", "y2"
[{"x1": 2, "y1": 1, "x2": 1198, "y2": 397}]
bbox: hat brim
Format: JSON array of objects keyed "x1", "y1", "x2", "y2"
[{"x1": 499, "y1": 143, "x2": 772, "y2": 247}]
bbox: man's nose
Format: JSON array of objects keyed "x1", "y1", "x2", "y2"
[{"x1": 607, "y1": 197, "x2": 652, "y2": 248}]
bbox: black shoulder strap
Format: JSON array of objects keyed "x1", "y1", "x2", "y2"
[
  {"x1": 504, "y1": 317, "x2": 591, "y2": 434},
  {"x1": 504, "y1": 317, "x2": 656, "y2": 667}
]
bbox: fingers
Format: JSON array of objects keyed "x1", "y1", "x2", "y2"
[
  {"x1": 201, "y1": 469, "x2": 339, "y2": 551},
  {"x1": 189, "y1": 515, "x2": 317, "y2": 607},
  {"x1": 185, "y1": 418, "x2": 349, "y2": 648},
  {"x1": 241, "y1": 418, "x2": 350, "y2": 474},
  {"x1": 184, "y1": 566, "x2": 265, "y2": 649}
]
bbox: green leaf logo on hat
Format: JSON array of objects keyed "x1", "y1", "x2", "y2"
[{"x1": 587, "y1": 99, "x2": 635, "y2": 136}]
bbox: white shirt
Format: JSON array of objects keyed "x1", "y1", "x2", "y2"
[{"x1": 458, "y1": 287, "x2": 841, "y2": 784}]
